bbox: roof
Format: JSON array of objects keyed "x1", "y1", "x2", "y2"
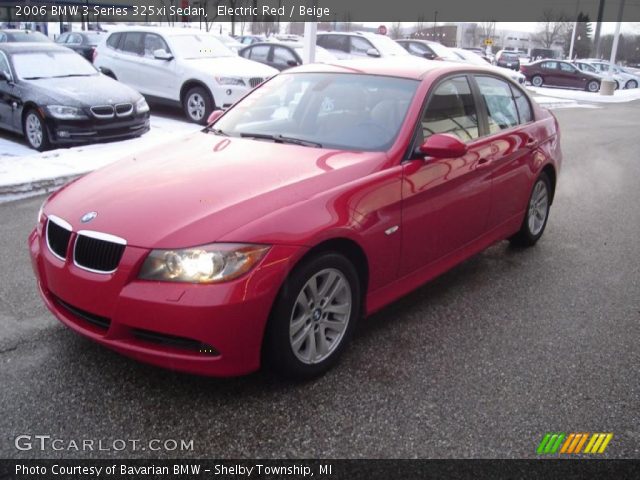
[
  {"x1": 0, "y1": 42, "x2": 68, "y2": 54},
  {"x1": 289, "y1": 56, "x2": 498, "y2": 80}
]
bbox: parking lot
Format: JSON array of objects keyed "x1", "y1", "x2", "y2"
[{"x1": 1, "y1": 100, "x2": 638, "y2": 459}]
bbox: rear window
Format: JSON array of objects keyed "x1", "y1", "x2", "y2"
[{"x1": 501, "y1": 52, "x2": 519, "y2": 60}]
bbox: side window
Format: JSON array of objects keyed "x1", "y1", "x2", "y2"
[
  {"x1": 541, "y1": 61, "x2": 558, "y2": 70},
  {"x1": 0, "y1": 33, "x2": 6, "y2": 43},
  {"x1": 106, "y1": 32, "x2": 121, "y2": 50},
  {"x1": 510, "y1": 84, "x2": 533, "y2": 124},
  {"x1": 350, "y1": 36, "x2": 374, "y2": 56},
  {"x1": 121, "y1": 32, "x2": 144, "y2": 56},
  {"x1": 272, "y1": 47, "x2": 297, "y2": 67},
  {"x1": 475, "y1": 76, "x2": 519, "y2": 133},
  {"x1": 57, "y1": 33, "x2": 69, "y2": 43},
  {"x1": 318, "y1": 35, "x2": 348, "y2": 52},
  {"x1": 249, "y1": 45, "x2": 269, "y2": 62},
  {"x1": 421, "y1": 76, "x2": 479, "y2": 142},
  {"x1": 143, "y1": 33, "x2": 169, "y2": 58},
  {"x1": 238, "y1": 48, "x2": 249, "y2": 58},
  {"x1": 559, "y1": 62, "x2": 576, "y2": 73}
]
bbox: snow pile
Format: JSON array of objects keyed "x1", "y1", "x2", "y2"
[
  {"x1": 527, "y1": 86, "x2": 640, "y2": 103},
  {"x1": 0, "y1": 115, "x2": 199, "y2": 199}
]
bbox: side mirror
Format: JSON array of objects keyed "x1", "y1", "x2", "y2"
[
  {"x1": 422, "y1": 52, "x2": 436, "y2": 60},
  {"x1": 153, "y1": 49, "x2": 173, "y2": 61},
  {"x1": 286, "y1": 59, "x2": 299, "y2": 67},
  {"x1": 207, "y1": 109, "x2": 224, "y2": 124},
  {"x1": 417, "y1": 133, "x2": 468, "y2": 159},
  {"x1": 366, "y1": 48, "x2": 381, "y2": 58}
]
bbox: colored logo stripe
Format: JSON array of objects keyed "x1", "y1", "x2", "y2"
[{"x1": 538, "y1": 433, "x2": 613, "y2": 454}]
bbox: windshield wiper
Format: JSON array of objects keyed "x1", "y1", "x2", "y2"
[
  {"x1": 206, "y1": 127, "x2": 229, "y2": 136},
  {"x1": 52, "y1": 74, "x2": 94, "y2": 78},
  {"x1": 23, "y1": 76, "x2": 48, "y2": 80},
  {"x1": 239, "y1": 132, "x2": 322, "y2": 148}
]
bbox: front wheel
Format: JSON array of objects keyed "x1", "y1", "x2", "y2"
[
  {"x1": 263, "y1": 252, "x2": 361, "y2": 379},
  {"x1": 586, "y1": 80, "x2": 600, "y2": 92},
  {"x1": 531, "y1": 75, "x2": 544, "y2": 87},
  {"x1": 625, "y1": 79, "x2": 638, "y2": 89},
  {"x1": 23, "y1": 109, "x2": 50, "y2": 151},
  {"x1": 510, "y1": 172, "x2": 552, "y2": 247},
  {"x1": 183, "y1": 86, "x2": 214, "y2": 125}
]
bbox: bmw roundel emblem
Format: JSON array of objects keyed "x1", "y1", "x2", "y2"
[{"x1": 80, "y1": 211, "x2": 98, "y2": 223}]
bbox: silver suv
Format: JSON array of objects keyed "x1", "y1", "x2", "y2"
[{"x1": 94, "y1": 27, "x2": 278, "y2": 123}]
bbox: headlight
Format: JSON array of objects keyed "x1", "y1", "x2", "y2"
[
  {"x1": 46, "y1": 105, "x2": 86, "y2": 120},
  {"x1": 138, "y1": 243, "x2": 269, "y2": 284},
  {"x1": 37, "y1": 199, "x2": 46, "y2": 226},
  {"x1": 136, "y1": 97, "x2": 149, "y2": 113},
  {"x1": 215, "y1": 76, "x2": 246, "y2": 86}
]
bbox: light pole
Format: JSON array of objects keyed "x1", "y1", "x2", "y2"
[{"x1": 433, "y1": 11, "x2": 438, "y2": 37}]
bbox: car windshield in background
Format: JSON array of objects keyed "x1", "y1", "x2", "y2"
[
  {"x1": 85, "y1": 33, "x2": 105, "y2": 45},
  {"x1": 214, "y1": 73, "x2": 418, "y2": 151},
  {"x1": 374, "y1": 35, "x2": 411, "y2": 56},
  {"x1": 293, "y1": 46, "x2": 334, "y2": 62},
  {"x1": 13, "y1": 51, "x2": 98, "y2": 79},
  {"x1": 8, "y1": 31, "x2": 50, "y2": 42},
  {"x1": 169, "y1": 34, "x2": 235, "y2": 59},
  {"x1": 453, "y1": 49, "x2": 487, "y2": 65},
  {"x1": 428, "y1": 42, "x2": 459, "y2": 61}
]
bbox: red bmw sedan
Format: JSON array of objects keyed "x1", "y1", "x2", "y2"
[{"x1": 29, "y1": 59, "x2": 561, "y2": 378}]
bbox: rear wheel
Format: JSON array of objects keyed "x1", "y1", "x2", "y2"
[
  {"x1": 625, "y1": 79, "x2": 638, "y2": 89},
  {"x1": 510, "y1": 172, "x2": 551, "y2": 247},
  {"x1": 531, "y1": 75, "x2": 544, "y2": 87},
  {"x1": 263, "y1": 252, "x2": 361, "y2": 379},
  {"x1": 23, "y1": 109, "x2": 50, "y2": 152},
  {"x1": 586, "y1": 80, "x2": 600, "y2": 92},
  {"x1": 183, "y1": 86, "x2": 214, "y2": 125}
]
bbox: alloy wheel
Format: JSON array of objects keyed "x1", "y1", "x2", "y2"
[
  {"x1": 187, "y1": 93, "x2": 206, "y2": 121},
  {"x1": 289, "y1": 268, "x2": 352, "y2": 365},
  {"x1": 527, "y1": 180, "x2": 549, "y2": 236},
  {"x1": 26, "y1": 113, "x2": 43, "y2": 149}
]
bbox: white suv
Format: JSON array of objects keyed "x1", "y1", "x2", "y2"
[
  {"x1": 94, "y1": 27, "x2": 278, "y2": 123},
  {"x1": 316, "y1": 31, "x2": 410, "y2": 60}
]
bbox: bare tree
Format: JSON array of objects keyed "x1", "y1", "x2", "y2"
[
  {"x1": 390, "y1": 22, "x2": 403, "y2": 39},
  {"x1": 412, "y1": 16, "x2": 425, "y2": 37},
  {"x1": 477, "y1": 21, "x2": 496, "y2": 42},
  {"x1": 533, "y1": 10, "x2": 570, "y2": 49}
]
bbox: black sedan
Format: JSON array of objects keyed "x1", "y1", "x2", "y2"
[
  {"x1": 0, "y1": 43, "x2": 149, "y2": 151},
  {"x1": 238, "y1": 41, "x2": 335, "y2": 71},
  {"x1": 55, "y1": 30, "x2": 107, "y2": 62},
  {"x1": 0, "y1": 29, "x2": 51, "y2": 43}
]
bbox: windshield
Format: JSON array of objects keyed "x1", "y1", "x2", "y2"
[
  {"x1": 293, "y1": 46, "x2": 335, "y2": 62},
  {"x1": 8, "y1": 31, "x2": 50, "y2": 42},
  {"x1": 169, "y1": 34, "x2": 235, "y2": 59},
  {"x1": 85, "y1": 33, "x2": 105, "y2": 45},
  {"x1": 13, "y1": 51, "x2": 97, "y2": 79},
  {"x1": 452, "y1": 49, "x2": 488, "y2": 65},
  {"x1": 579, "y1": 63, "x2": 597, "y2": 73},
  {"x1": 214, "y1": 73, "x2": 418, "y2": 151},
  {"x1": 372, "y1": 35, "x2": 410, "y2": 56}
]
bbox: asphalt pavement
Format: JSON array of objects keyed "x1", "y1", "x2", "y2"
[{"x1": 1, "y1": 102, "x2": 639, "y2": 459}]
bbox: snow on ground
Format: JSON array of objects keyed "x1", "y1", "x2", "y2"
[
  {"x1": 0, "y1": 113, "x2": 199, "y2": 192},
  {"x1": 530, "y1": 95, "x2": 600, "y2": 110},
  {"x1": 527, "y1": 85, "x2": 640, "y2": 103}
]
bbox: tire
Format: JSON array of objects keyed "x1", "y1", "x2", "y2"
[
  {"x1": 510, "y1": 172, "x2": 552, "y2": 247},
  {"x1": 23, "y1": 108, "x2": 50, "y2": 152},
  {"x1": 263, "y1": 252, "x2": 362, "y2": 379},
  {"x1": 625, "y1": 79, "x2": 638, "y2": 89},
  {"x1": 531, "y1": 75, "x2": 544, "y2": 87},
  {"x1": 183, "y1": 86, "x2": 214, "y2": 125},
  {"x1": 586, "y1": 80, "x2": 600, "y2": 92}
]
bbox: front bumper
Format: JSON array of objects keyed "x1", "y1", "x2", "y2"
[
  {"x1": 28, "y1": 224, "x2": 304, "y2": 377},
  {"x1": 43, "y1": 112, "x2": 150, "y2": 145}
]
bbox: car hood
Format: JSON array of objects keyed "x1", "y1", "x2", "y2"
[
  {"x1": 184, "y1": 56, "x2": 278, "y2": 77},
  {"x1": 24, "y1": 74, "x2": 141, "y2": 106},
  {"x1": 45, "y1": 132, "x2": 386, "y2": 248}
]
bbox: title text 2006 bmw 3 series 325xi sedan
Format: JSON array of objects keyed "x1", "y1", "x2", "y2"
[{"x1": 29, "y1": 58, "x2": 561, "y2": 379}]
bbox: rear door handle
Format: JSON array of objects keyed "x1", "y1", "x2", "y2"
[
  {"x1": 525, "y1": 137, "x2": 538, "y2": 148},
  {"x1": 478, "y1": 158, "x2": 491, "y2": 167}
]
